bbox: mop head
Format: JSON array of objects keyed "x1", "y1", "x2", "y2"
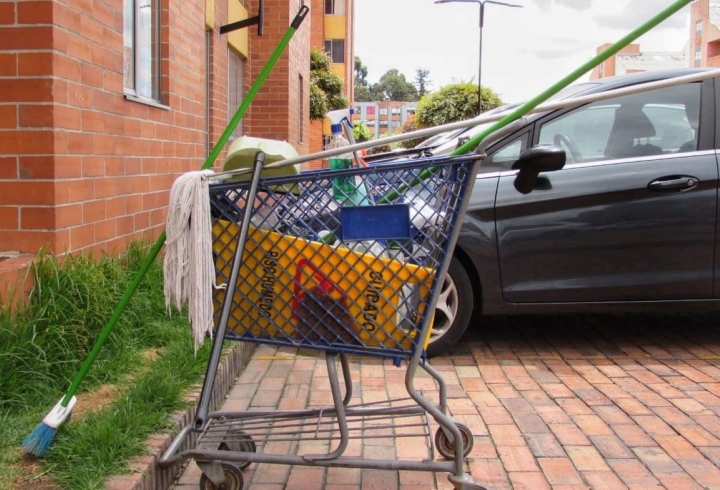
[
  {"x1": 22, "y1": 396, "x2": 76, "y2": 457},
  {"x1": 164, "y1": 170, "x2": 217, "y2": 353}
]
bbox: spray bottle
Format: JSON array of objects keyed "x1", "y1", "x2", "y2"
[{"x1": 326, "y1": 109, "x2": 369, "y2": 205}]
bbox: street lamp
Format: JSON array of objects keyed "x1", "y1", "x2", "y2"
[{"x1": 435, "y1": 0, "x2": 522, "y2": 114}]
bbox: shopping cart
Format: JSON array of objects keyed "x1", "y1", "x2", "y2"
[{"x1": 160, "y1": 148, "x2": 491, "y2": 490}]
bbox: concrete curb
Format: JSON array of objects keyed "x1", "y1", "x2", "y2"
[{"x1": 104, "y1": 342, "x2": 256, "y2": 490}]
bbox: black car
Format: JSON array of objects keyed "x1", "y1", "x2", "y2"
[{"x1": 423, "y1": 68, "x2": 718, "y2": 356}]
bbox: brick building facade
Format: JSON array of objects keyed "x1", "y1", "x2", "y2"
[{"x1": 0, "y1": 0, "x2": 356, "y2": 304}]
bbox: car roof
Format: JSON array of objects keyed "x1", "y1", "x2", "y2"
[
  {"x1": 428, "y1": 68, "x2": 714, "y2": 156},
  {"x1": 577, "y1": 68, "x2": 712, "y2": 95}
]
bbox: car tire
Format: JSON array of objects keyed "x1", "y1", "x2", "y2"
[{"x1": 425, "y1": 255, "x2": 474, "y2": 358}]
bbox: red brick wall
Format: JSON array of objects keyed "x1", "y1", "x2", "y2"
[
  {"x1": 0, "y1": 0, "x2": 313, "y2": 264},
  {"x1": 0, "y1": 0, "x2": 208, "y2": 256}
]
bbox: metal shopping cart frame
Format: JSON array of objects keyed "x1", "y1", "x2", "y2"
[{"x1": 159, "y1": 123, "x2": 525, "y2": 490}]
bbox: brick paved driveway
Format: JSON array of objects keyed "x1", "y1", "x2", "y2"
[{"x1": 173, "y1": 313, "x2": 720, "y2": 490}]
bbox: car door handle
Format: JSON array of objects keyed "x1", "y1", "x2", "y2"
[{"x1": 648, "y1": 176, "x2": 698, "y2": 192}]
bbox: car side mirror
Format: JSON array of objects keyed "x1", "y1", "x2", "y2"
[{"x1": 512, "y1": 144, "x2": 566, "y2": 194}]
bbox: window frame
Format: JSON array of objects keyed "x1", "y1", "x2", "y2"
[
  {"x1": 531, "y1": 81, "x2": 706, "y2": 168},
  {"x1": 227, "y1": 47, "x2": 246, "y2": 140},
  {"x1": 324, "y1": 39, "x2": 345, "y2": 63},
  {"x1": 123, "y1": 0, "x2": 163, "y2": 105},
  {"x1": 324, "y1": 0, "x2": 346, "y2": 15}
]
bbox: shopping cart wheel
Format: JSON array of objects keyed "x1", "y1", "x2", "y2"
[
  {"x1": 198, "y1": 462, "x2": 244, "y2": 490},
  {"x1": 435, "y1": 423, "x2": 473, "y2": 459},
  {"x1": 218, "y1": 430, "x2": 256, "y2": 470}
]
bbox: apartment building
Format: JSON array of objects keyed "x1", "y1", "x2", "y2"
[
  {"x1": 0, "y1": 0, "x2": 330, "y2": 302},
  {"x1": 309, "y1": 0, "x2": 355, "y2": 160},
  {"x1": 352, "y1": 101, "x2": 417, "y2": 140},
  {"x1": 589, "y1": 43, "x2": 687, "y2": 80},
  {"x1": 691, "y1": 0, "x2": 720, "y2": 67}
]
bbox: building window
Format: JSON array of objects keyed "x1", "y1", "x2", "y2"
[
  {"x1": 325, "y1": 0, "x2": 345, "y2": 15},
  {"x1": 322, "y1": 135, "x2": 333, "y2": 150},
  {"x1": 366, "y1": 106, "x2": 375, "y2": 115},
  {"x1": 379, "y1": 107, "x2": 388, "y2": 116},
  {"x1": 123, "y1": 0, "x2": 161, "y2": 101},
  {"x1": 695, "y1": 44, "x2": 702, "y2": 68},
  {"x1": 228, "y1": 48, "x2": 245, "y2": 139},
  {"x1": 406, "y1": 109, "x2": 415, "y2": 116},
  {"x1": 298, "y1": 74, "x2": 303, "y2": 143},
  {"x1": 696, "y1": 20, "x2": 703, "y2": 39},
  {"x1": 324, "y1": 39, "x2": 345, "y2": 63}
]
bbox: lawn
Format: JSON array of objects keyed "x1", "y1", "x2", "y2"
[{"x1": 0, "y1": 244, "x2": 210, "y2": 490}]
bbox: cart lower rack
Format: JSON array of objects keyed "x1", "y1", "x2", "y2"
[{"x1": 160, "y1": 152, "x2": 488, "y2": 490}]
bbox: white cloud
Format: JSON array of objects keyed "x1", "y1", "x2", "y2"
[{"x1": 354, "y1": 0, "x2": 692, "y2": 103}]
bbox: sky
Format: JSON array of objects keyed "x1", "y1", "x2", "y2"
[{"x1": 354, "y1": 0, "x2": 693, "y2": 103}]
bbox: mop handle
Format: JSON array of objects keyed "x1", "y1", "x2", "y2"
[
  {"x1": 60, "y1": 5, "x2": 310, "y2": 407},
  {"x1": 380, "y1": 0, "x2": 693, "y2": 204}
]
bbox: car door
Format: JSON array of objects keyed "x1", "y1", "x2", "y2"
[{"x1": 494, "y1": 79, "x2": 718, "y2": 303}]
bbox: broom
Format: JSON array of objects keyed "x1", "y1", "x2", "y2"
[{"x1": 21, "y1": 5, "x2": 309, "y2": 457}]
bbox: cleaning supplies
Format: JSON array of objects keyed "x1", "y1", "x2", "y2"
[{"x1": 326, "y1": 109, "x2": 370, "y2": 206}]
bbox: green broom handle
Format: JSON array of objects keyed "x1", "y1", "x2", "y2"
[
  {"x1": 60, "y1": 6, "x2": 310, "y2": 407},
  {"x1": 380, "y1": 0, "x2": 692, "y2": 204}
]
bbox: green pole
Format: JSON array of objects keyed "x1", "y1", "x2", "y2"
[
  {"x1": 59, "y1": 6, "x2": 309, "y2": 407},
  {"x1": 380, "y1": 0, "x2": 692, "y2": 204}
]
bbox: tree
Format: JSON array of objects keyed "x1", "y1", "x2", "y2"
[
  {"x1": 353, "y1": 122, "x2": 374, "y2": 143},
  {"x1": 414, "y1": 69, "x2": 431, "y2": 98},
  {"x1": 354, "y1": 56, "x2": 368, "y2": 88},
  {"x1": 399, "y1": 115, "x2": 425, "y2": 149},
  {"x1": 415, "y1": 83, "x2": 502, "y2": 128},
  {"x1": 373, "y1": 69, "x2": 418, "y2": 102},
  {"x1": 310, "y1": 48, "x2": 349, "y2": 120}
]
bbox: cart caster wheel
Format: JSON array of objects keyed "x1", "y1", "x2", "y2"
[
  {"x1": 435, "y1": 423, "x2": 473, "y2": 459},
  {"x1": 199, "y1": 463, "x2": 244, "y2": 490},
  {"x1": 218, "y1": 430, "x2": 256, "y2": 470}
]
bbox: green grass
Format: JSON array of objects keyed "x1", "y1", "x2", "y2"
[{"x1": 0, "y1": 244, "x2": 211, "y2": 490}]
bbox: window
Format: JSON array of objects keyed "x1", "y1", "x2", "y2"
[
  {"x1": 298, "y1": 74, "x2": 303, "y2": 142},
  {"x1": 537, "y1": 83, "x2": 701, "y2": 164},
  {"x1": 324, "y1": 0, "x2": 345, "y2": 15},
  {"x1": 123, "y1": 0, "x2": 161, "y2": 101},
  {"x1": 324, "y1": 39, "x2": 345, "y2": 63},
  {"x1": 695, "y1": 44, "x2": 702, "y2": 67},
  {"x1": 406, "y1": 109, "x2": 416, "y2": 116},
  {"x1": 228, "y1": 49, "x2": 246, "y2": 139},
  {"x1": 696, "y1": 20, "x2": 703, "y2": 39},
  {"x1": 483, "y1": 135, "x2": 528, "y2": 173},
  {"x1": 391, "y1": 107, "x2": 401, "y2": 116},
  {"x1": 366, "y1": 106, "x2": 375, "y2": 115},
  {"x1": 379, "y1": 107, "x2": 388, "y2": 116},
  {"x1": 322, "y1": 135, "x2": 333, "y2": 150}
]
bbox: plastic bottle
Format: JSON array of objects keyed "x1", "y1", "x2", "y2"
[{"x1": 327, "y1": 124, "x2": 357, "y2": 202}]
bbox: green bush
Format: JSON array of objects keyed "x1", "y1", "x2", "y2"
[{"x1": 415, "y1": 83, "x2": 503, "y2": 128}]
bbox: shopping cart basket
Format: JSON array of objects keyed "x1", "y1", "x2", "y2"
[{"x1": 160, "y1": 151, "x2": 489, "y2": 490}]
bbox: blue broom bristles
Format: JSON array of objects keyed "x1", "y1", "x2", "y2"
[{"x1": 21, "y1": 422, "x2": 57, "y2": 458}]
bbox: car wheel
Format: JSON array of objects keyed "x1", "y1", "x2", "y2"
[{"x1": 426, "y1": 255, "x2": 474, "y2": 357}]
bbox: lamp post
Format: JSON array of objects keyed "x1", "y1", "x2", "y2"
[{"x1": 435, "y1": 0, "x2": 522, "y2": 114}]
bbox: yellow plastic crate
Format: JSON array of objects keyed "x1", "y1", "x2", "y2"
[{"x1": 213, "y1": 220, "x2": 435, "y2": 351}]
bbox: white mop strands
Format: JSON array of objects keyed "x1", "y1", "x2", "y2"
[{"x1": 163, "y1": 170, "x2": 220, "y2": 353}]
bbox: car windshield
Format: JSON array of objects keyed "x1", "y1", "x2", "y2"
[{"x1": 429, "y1": 81, "x2": 602, "y2": 156}]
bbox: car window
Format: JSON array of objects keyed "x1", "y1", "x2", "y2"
[
  {"x1": 481, "y1": 133, "x2": 528, "y2": 173},
  {"x1": 538, "y1": 83, "x2": 701, "y2": 165}
]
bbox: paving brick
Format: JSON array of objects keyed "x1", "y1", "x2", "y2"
[
  {"x1": 589, "y1": 435, "x2": 634, "y2": 459},
  {"x1": 488, "y1": 424, "x2": 526, "y2": 446},
  {"x1": 469, "y1": 458, "x2": 511, "y2": 490},
  {"x1": 581, "y1": 470, "x2": 629, "y2": 490},
  {"x1": 632, "y1": 415, "x2": 677, "y2": 437},
  {"x1": 526, "y1": 433, "x2": 566, "y2": 458},
  {"x1": 507, "y1": 471, "x2": 551, "y2": 490},
  {"x1": 572, "y1": 415, "x2": 614, "y2": 436},
  {"x1": 565, "y1": 445, "x2": 610, "y2": 471},
  {"x1": 498, "y1": 445, "x2": 538, "y2": 472},
  {"x1": 611, "y1": 424, "x2": 658, "y2": 448},
  {"x1": 549, "y1": 423, "x2": 592, "y2": 446},
  {"x1": 607, "y1": 459, "x2": 661, "y2": 487},
  {"x1": 537, "y1": 457, "x2": 584, "y2": 486},
  {"x1": 632, "y1": 446, "x2": 683, "y2": 474}
]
